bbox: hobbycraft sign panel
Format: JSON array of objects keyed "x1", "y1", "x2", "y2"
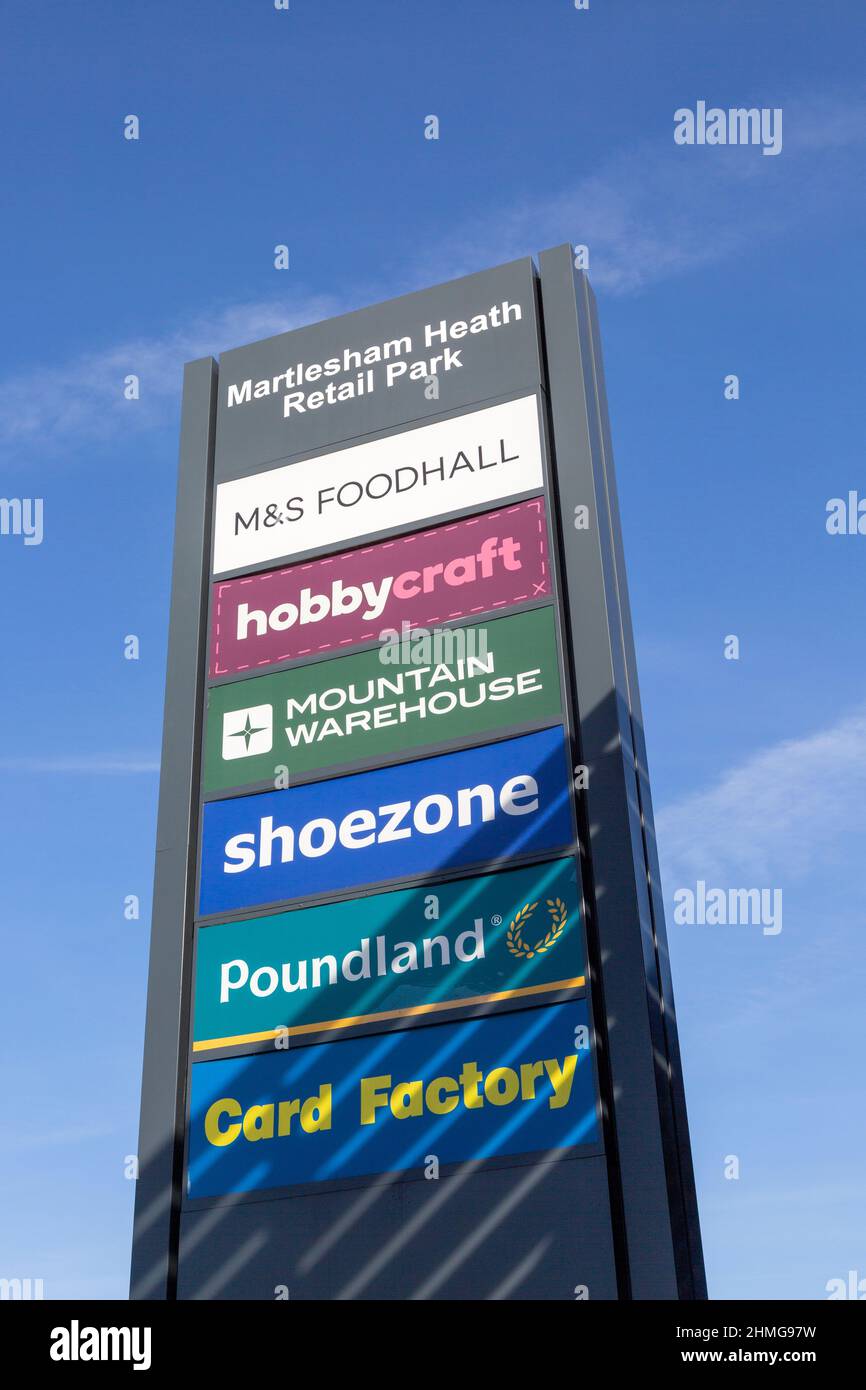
[{"x1": 209, "y1": 498, "x2": 550, "y2": 677}]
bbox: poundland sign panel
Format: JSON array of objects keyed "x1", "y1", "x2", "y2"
[
  {"x1": 212, "y1": 395, "x2": 543, "y2": 575},
  {"x1": 187, "y1": 1000, "x2": 599, "y2": 1198},
  {"x1": 192, "y1": 857, "x2": 585, "y2": 1052},
  {"x1": 209, "y1": 498, "x2": 549, "y2": 677},
  {"x1": 204, "y1": 606, "x2": 562, "y2": 793},
  {"x1": 198, "y1": 726, "x2": 574, "y2": 916}
]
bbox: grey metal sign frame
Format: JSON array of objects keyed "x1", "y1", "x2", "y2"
[{"x1": 130, "y1": 247, "x2": 705, "y2": 1301}]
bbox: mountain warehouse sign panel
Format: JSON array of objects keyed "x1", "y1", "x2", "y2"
[{"x1": 204, "y1": 605, "x2": 562, "y2": 792}]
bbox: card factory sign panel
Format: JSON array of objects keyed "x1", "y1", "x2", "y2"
[
  {"x1": 199, "y1": 726, "x2": 574, "y2": 917},
  {"x1": 204, "y1": 605, "x2": 562, "y2": 793},
  {"x1": 186, "y1": 1000, "x2": 599, "y2": 1198},
  {"x1": 212, "y1": 394, "x2": 544, "y2": 575},
  {"x1": 192, "y1": 857, "x2": 585, "y2": 1052},
  {"x1": 209, "y1": 497, "x2": 550, "y2": 677}
]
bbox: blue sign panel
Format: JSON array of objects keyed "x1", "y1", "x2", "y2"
[
  {"x1": 187, "y1": 1001, "x2": 598, "y2": 1198},
  {"x1": 198, "y1": 726, "x2": 573, "y2": 917}
]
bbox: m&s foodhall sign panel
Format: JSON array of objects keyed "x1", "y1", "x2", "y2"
[{"x1": 132, "y1": 249, "x2": 706, "y2": 1302}]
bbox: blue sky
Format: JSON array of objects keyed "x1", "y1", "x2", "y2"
[{"x1": 1, "y1": 0, "x2": 864, "y2": 1300}]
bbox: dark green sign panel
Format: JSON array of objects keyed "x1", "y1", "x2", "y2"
[
  {"x1": 193, "y1": 856, "x2": 584, "y2": 1053},
  {"x1": 203, "y1": 604, "x2": 561, "y2": 793}
]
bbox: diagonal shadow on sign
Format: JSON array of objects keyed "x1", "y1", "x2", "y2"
[{"x1": 131, "y1": 694, "x2": 656, "y2": 1301}]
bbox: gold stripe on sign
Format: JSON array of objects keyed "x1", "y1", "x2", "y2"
[{"x1": 192, "y1": 975, "x2": 587, "y2": 1053}]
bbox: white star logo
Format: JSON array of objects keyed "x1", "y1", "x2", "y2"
[{"x1": 222, "y1": 704, "x2": 273, "y2": 760}]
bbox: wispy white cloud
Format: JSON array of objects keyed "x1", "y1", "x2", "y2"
[
  {"x1": 656, "y1": 703, "x2": 866, "y2": 886},
  {"x1": 0, "y1": 294, "x2": 340, "y2": 458},
  {"x1": 0, "y1": 756, "x2": 159, "y2": 774},
  {"x1": 2, "y1": 90, "x2": 864, "y2": 459},
  {"x1": 783, "y1": 90, "x2": 866, "y2": 153},
  {"x1": 413, "y1": 149, "x2": 749, "y2": 297},
  {"x1": 412, "y1": 91, "x2": 866, "y2": 295},
  {"x1": 0, "y1": 1123, "x2": 117, "y2": 1152}
]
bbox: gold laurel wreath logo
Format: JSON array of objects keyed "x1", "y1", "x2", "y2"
[{"x1": 505, "y1": 898, "x2": 568, "y2": 959}]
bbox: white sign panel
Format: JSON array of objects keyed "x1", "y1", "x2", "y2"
[{"x1": 212, "y1": 394, "x2": 544, "y2": 576}]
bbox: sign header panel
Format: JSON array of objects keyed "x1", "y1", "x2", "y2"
[
  {"x1": 212, "y1": 394, "x2": 544, "y2": 576},
  {"x1": 204, "y1": 605, "x2": 562, "y2": 793},
  {"x1": 198, "y1": 726, "x2": 574, "y2": 917},
  {"x1": 214, "y1": 257, "x2": 542, "y2": 478},
  {"x1": 192, "y1": 856, "x2": 585, "y2": 1052},
  {"x1": 209, "y1": 497, "x2": 550, "y2": 677},
  {"x1": 187, "y1": 1000, "x2": 599, "y2": 1198}
]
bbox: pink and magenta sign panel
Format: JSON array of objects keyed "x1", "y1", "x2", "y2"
[{"x1": 209, "y1": 497, "x2": 550, "y2": 677}]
